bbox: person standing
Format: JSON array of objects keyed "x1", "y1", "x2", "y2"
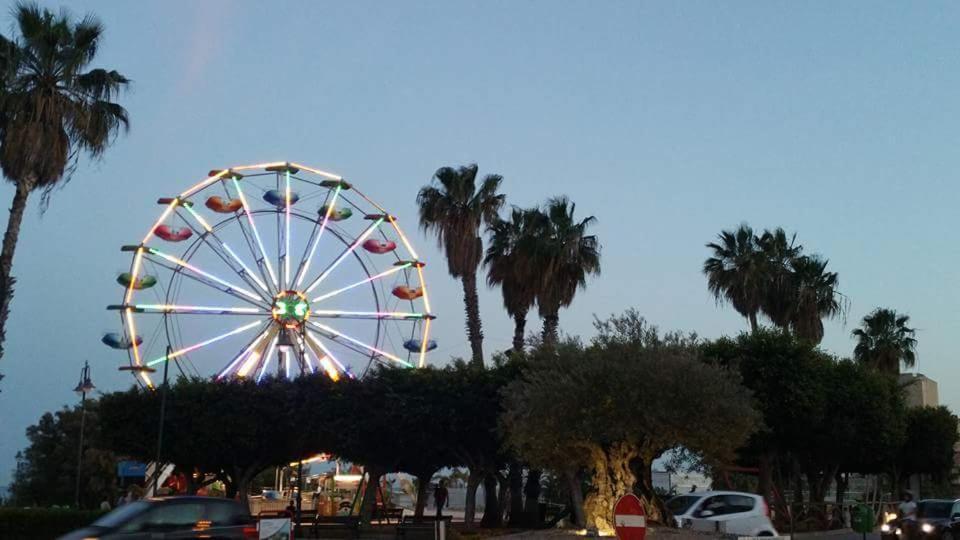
[
  {"x1": 898, "y1": 492, "x2": 917, "y2": 519},
  {"x1": 434, "y1": 479, "x2": 449, "y2": 519}
]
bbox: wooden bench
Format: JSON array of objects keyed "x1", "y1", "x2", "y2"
[{"x1": 396, "y1": 515, "x2": 453, "y2": 539}]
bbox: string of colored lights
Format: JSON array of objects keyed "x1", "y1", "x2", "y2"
[
  {"x1": 310, "y1": 263, "x2": 411, "y2": 303},
  {"x1": 303, "y1": 218, "x2": 384, "y2": 294},
  {"x1": 308, "y1": 320, "x2": 412, "y2": 368},
  {"x1": 294, "y1": 185, "x2": 341, "y2": 288},
  {"x1": 183, "y1": 204, "x2": 271, "y2": 295},
  {"x1": 146, "y1": 320, "x2": 262, "y2": 367},
  {"x1": 232, "y1": 177, "x2": 279, "y2": 290},
  {"x1": 145, "y1": 247, "x2": 262, "y2": 303}
]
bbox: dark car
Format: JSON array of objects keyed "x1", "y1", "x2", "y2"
[
  {"x1": 56, "y1": 496, "x2": 257, "y2": 540},
  {"x1": 885, "y1": 499, "x2": 960, "y2": 540}
]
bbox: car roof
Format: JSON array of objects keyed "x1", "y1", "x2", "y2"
[{"x1": 672, "y1": 491, "x2": 761, "y2": 499}]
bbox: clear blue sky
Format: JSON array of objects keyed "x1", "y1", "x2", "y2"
[{"x1": 2, "y1": 1, "x2": 959, "y2": 487}]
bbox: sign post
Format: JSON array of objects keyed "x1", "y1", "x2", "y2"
[{"x1": 614, "y1": 493, "x2": 647, "y2": 540}]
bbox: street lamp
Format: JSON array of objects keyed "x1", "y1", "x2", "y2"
[{"x1": 73, "y1": 361, "x2": 95, "y2": 508}]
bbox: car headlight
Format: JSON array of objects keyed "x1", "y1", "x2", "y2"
[
  {"x1": 896, "y1": 528, "x2": 903, "y2": 535},
  {"x1": 881, "y1": 524, "x2": 891, "y2": 533},
  {"x1": 922, "y1": 523, "x2": 935, "y2": 534}
]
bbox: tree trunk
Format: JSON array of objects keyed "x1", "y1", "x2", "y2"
[
  {"x1": 480, "y1": 473, "x2": 502, "y2": 527},
  {"x1": 512, "y1": 311, "x2": 527, "y2": 354},
  {"x1": 542, "y1": 312, "x2": 560, "y2": 348},
  {"x1": 464, "y1": 470, "x2": 481, "y2": 527},
  {"x1": 461, "y1": 271, "x2": 484, "y2": 366},
  {"x1": 0, "y1": 181, "x2": 32, "y2": 366},
  {"x1": 749, "y1": 312, "x2": 758, "y2": 333},
  {"x1": 508, "y1": 463, "x2": 524, "y2": 526},
  {"x1": 234, "y1": 468, "x2": 257, "y2": 514},
  {"x1": 359, "y1": 468, "x2": 383, "y2": 526},
  {"x1": 523, "y1": 469, "x2": 542, "y2": 527},
  {"x1": 566, "y1": 468, "x2": 586, "y2": 528},
  {"x1": 583, "y1": 443, "x2": 638, "y2": 532},
  {"x1": 414, "y1": 471, "x2": 434, "y2": 519},
  {"x1": 758, "y1": 452, "x2": 773, "y2": 503}
]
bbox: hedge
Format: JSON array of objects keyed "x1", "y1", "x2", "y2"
[{"x1": 0, "y1": 507, "x2": 107, "y2": 540}]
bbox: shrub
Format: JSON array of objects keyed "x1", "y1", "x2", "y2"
[{"x1": 0, "y1": 507, "x2": 106, "y2": 540}]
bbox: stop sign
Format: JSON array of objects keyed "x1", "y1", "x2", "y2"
[{"x1": 614, "y1": 493, "x2": 647, "y2": 540}]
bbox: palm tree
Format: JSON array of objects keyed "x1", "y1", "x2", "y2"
[
  {"x1": 853, "y1": 308, "x2": 917, "y2": 375},
  {"x1": 788, "y1": 255, "x2": 843, "y2": 344},
  {"x1": 485, "y1": 207, "x2": 540, "y2": 354},
  {"x1": 418, "y1": 164, "x2": 504, "y2": 366},
  {"x1": 756, "y1": 227, "x2": 802, "y2": 329},
  {"x1": 703, "y1": 224, "x2": 767, "y2": 331},
  {"x1": 0, "y1": 3, "x2": 129, "y2": 365},
  {"x1": 534, "y1": 197, "x2": 600, "y2": 347}
]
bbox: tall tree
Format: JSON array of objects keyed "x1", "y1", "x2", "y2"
[
  {"x1": 418, "y1": 164, "x2": 504, "y2": 365},
  {"x1": 534, "y1": 197, "x2": 600, "y2": 347},
  {"x1": 788, "y1": 255, "x2": 843, "y2": 344},
  {"x1": 704, "y1": 224, "x2": 768, "y2": 332},
  {"x1": 852, "y1": 308, "x2": 918, "y2": 375},
  {"x1": 0, "y1": 3, "x2": 129, "y2": 369},
  {"x1": 756, "y1": 227, "x2": 801, "y2": 328},
  {"x1": 485, "y1": 207, "x2": 540, "y2": 353}
]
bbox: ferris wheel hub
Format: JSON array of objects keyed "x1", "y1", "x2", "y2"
[{"x1": 272, "y1": 290, "x2": 311, "y2": 329}]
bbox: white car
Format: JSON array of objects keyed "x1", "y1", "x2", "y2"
[{"x1": 666, "y1": 490, "x2": 778, "y2": 537}]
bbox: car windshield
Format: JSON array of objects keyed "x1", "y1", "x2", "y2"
[
  {"x1": 918, "y1": 501, "x2": 953, "y2": 519},
  {"x1": 92, "y1": 501, "x2": 151, "y2": 528},
  {"x1": 667, "y1": 495, "x2": 701, "y2": 515}
]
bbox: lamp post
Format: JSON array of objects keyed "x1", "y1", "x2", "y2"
[{"x1": 73, "y1": 360, "x2": 95, "y2": 508}]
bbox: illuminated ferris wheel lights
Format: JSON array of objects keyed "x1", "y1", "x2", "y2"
[
  {"x1": 145, "y1": 247, "x2": 263, "y2": 302},
  {"x1": 295, "y1": 185, "x2": 343, "y2": 288},
  {"x1": 308, "y1": 320, "x2": 412, "y2": 368},
  {"x1": 146, "y1": 320, "x2": 262, "y2": 367},
  {"x1": 303, "y1": 217, "x2": 384, "y2": 294},
  {"x1": 219, "y1": 328, "x2": 272, "y2": 379},
  {"x1": 232, "y1": 177, "x2": 279, "y2": 290},
  {"x1": 310, "y1": 263, "x2": 411, "y2": 303}
]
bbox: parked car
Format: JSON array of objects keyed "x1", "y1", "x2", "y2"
[
  {"x1": 666, "y1": 490, "x2": 778, "y2": 537},
  {"x1": 57, "y1": 496, "x2": 257, "y2": 539},
  {"x1": 881, "y1": 499, "x2": 960, "y2": 540}
]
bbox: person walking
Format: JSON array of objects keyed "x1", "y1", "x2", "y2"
[{"x1": 434, "y1": 479, "x2": 449, "y2": 519}]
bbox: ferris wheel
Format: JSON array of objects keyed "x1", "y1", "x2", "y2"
[{"x1": 103, "y1": 161, "x2": 436, "y2": 388}]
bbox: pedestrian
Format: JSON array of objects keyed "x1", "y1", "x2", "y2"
[
  {"x1": 898, "y1": 492, "x2": 917, "y2": 519},
  {"x1": 689, "y1": 484, "x2": 698, "y2": 493},
  {"x1": 434, "y1": 479, "x2": 449, "y2": 519}
]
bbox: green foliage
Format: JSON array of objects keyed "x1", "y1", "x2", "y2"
[
  {"x1": 0, "y1": 507, "x2": 107, "y2": 540},
  {"x1": 502, "y1": 311, "x2": 758, "y2": 528},
  {"x1": 9, "y1": 401, "x2": 117, "y2": 508},
  {"x1": 897, "y1": 406, "x2": 959, "y2": 481}
]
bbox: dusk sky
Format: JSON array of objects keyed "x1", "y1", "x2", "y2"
[{"x1": 2, "y1": 1, "x2": 960, "y2": 487}]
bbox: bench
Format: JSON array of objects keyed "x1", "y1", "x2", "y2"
[
  {"x1": 308, "y1": 515, "x2": 361, "y2": 539},
  {"x1": 374, "y1": 506, "x2": 405, "y2": 524},
  {"x1": 396, "y1": 515, "x2": 453, "y2": 539}
]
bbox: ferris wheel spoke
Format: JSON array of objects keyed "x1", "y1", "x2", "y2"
[
  {"x1": 310, "y1": 309, "x2": 432, "y2": 321},
  {"x1": 310, "y1": 263, "x2": 411, "y2": 303},
  {"x1": 303, "y1": 331, "x2": 344, "y2": 381},
  {"x1": 141, "y1": 247, "x2": 268, "y2": 308},
  {"x1": 119, "y1": 304, "x2": 266, "y2": 316},
  {"x1": 179, "y1": 205, "x2": 272, "y2": 298},
  {"x1": 231, "y1": 177, "x2": 280, "y2": 292},
  {"x1": 303, "y1": 217, "x2": 385, "y2": 294},
  {"x1": 217, "y1": 324, "x2": 272, "y2": 379},
  {"x1": 257, "y1": 334, "x2": 280, "y2": 383},
  {"x1": 145, "y1": 320, "x2": 263, "y2": 367},
  {"x1": 283, "y1": 170, "x2": 292, "y2": 289},
  {"x1": 294, "y1": 184, "x2": 342, "y2": 288},
  {"x1": 307, "y1": 320, "x2": 412, "y2": 368}
]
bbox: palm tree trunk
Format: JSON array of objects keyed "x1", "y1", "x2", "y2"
[
  {"x1": 508, "y1": 462, "x2": 524, "y2": 526},
  {"x1": 523, "y1": 469, "x2": 542, "y2": 527},
  {"x1": 749, "y1": 312, "x2": 758, "y2": 333},
  {"x1": 512, "y1": 311, "x2": 527, "y2": 353},
  {"x1": 0, "y1": 181, "x2": 31, "y2": 367},
  {"x1": 542, "y1": 312, "x2": 560, "y2": 348},
  {"x1": 461, "y1": 271, "x2": 484, "y2": 366},
  {"x1": 480, "y1": 473, "x2": 502, "y2": 527}
]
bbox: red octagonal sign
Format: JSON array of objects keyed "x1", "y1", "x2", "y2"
[{"x1": 614, "y1": 493, "x2": 647, "y2": 540}]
